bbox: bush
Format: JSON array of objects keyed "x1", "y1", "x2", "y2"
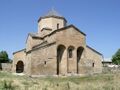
[
  {"x1": 0, "y1": 51, "x2": 9, "y2": 63},
  {"x1": 112, "y1": 49, "x2": 120, "y2": 65}
]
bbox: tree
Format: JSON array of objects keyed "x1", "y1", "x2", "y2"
[
  {"x1": 112, "y1": 49, "x2": 120, "y2": 65},
  {"x1": 0, "y1": 51, "x2": 9, "y2": 63}
]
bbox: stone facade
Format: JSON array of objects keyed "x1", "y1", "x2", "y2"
[{"x1": 12, "y1": 9, "x2": 103, "y2": 76}]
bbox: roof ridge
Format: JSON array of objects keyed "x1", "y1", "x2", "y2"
[{"x1": 86, "y1": 45, "x2": 103, "y2": 55}]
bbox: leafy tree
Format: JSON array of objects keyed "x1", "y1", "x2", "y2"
[
  {"x1": 0, "y1": 51, "x2": 9, "y2": 63},
  {"x1": 112, "y1": 49, "x2": 120, "y2": 65}
]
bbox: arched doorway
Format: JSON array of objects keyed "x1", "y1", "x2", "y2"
[
  {"x1": 16, "y1": 61, "x2": 24, "y2": 73},
  {"x1": 77, "y1": 47, "x2": 84, "y2": 74},
  {"x1": 57, "y1": 45, "x2": 66, "y2": 75}
]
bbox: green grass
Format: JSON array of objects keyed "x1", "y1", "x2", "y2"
[{"x1": 0, "y1": 71, "x2": 120, "y2": 90}]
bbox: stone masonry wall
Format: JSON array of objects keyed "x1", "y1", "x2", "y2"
[
  {"x1": 30, "y1": 43, "x2": 57, "y2": 75},
  {"x1": 86, "y1": 47, "x2": 103, "y2": 74},
  {"x1": 0, "y1": 63, "x2": 12, "y2": 72}
]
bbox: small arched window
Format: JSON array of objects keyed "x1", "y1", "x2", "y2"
[
  {"x1": 44, "y1": 61, "x2": 47, "y2": 67},
  {"x1": 44, "y1": 61, "x2": 47, "y2": 65},
  {"x1": 68, "y1": 49, "x2": 73, "y2": 58},
  {"x1": 68, "y1": 46, "x2": 74, "y2": 58},
  {"x1": 57, "y1": 23, "x2": 59, "y2": 29},
  {"x1": 92, "y1": 63, "x2": 94, "y2": 67}
]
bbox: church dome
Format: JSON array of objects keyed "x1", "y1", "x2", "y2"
[
  {"x1": 38, "y1": 9, "x2": 67, "y2": 22},
  {"x1": 37, "y1": 9, "x2": 67, "y2": 34}
]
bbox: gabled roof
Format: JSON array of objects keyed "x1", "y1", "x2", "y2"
[
  {"x1": 87, "y1": 45, "x2": 103, "y2": 56},
  {"x1": 26, "y1": 42, "x2": 56, "y2": 53},
  {"x1": 26, "y1": 25, "x2": 86, "y2": 43},
  {"x1": 41, "y1": 28, "x2": 52, "y2": 31},
  {"x1": 13, "y1": 49, "x2": 26, "y2": 55},
  {"x1": 29, "y1": 33, "x2": 36, "y2": 37},
  {"x1": 29, "y1": 33, "x2": 43, "y2": 39},
  {"x1": 43, "y1": 25, "x2": 86, "y2": 38},
  {"x1": 26, "y1": 33, "x2": 43, "y2": 44}
]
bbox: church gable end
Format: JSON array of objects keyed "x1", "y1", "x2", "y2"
[
  {"x1": 55, "y1": 25, "x2": 86, "y2": 46},
  {"x1": 26, "y1": 34, "x2": 43, "y2": 52}
]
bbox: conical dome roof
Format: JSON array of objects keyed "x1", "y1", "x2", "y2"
[
  {"x1": 44, "y1": 8, "x2": 62, "y2": 17},
  {"x1": 38, "y1": 9, "x2": 67, "y2": 22}
]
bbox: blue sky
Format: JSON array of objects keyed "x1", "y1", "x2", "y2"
[{"x1": 0, "y1": 0, "x2": 120, "y2": 59}]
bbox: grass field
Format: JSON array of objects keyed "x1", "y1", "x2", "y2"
[{"x1": 0, "y1": 71, "x2": 120, "y2": 90}]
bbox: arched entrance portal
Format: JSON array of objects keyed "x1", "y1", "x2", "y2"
[
  {"x1": 77, "y1": 47, "x2": 84, "y2": 74},
  {"x1": 16, "y1": 61, "x2": 24, "y2": 73},
  {"x1": 57, "y1": 45, "x2": 66, "y2": 75}
]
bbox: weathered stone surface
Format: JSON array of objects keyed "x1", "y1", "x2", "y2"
[
  {"x1": 0, "y1": 63, "x2": 12, "y2": 72},
  {"x1": 12, "y1": 10, "x2": 103, "y2": 76}
]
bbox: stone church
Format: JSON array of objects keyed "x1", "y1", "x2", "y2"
[{"x1": 12, "y1": 9, "x2": 103, "y2": 76}]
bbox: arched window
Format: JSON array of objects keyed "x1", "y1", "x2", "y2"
[
  {"x1": 68, "y1": 46, "x2": 74, "y2": 58},
  {"x1": 92, "y1": 63, "x2": 95, "y2": 67},
  {"x1": 68, "y1": 49, "x2": 73, "y2": 58},
  {"x1": 44, "y1": 61, "x2": 47, "y2": 67},
  {"x1": 44, "y1": 61, "x2": 46, "y2": 65},
  {"x1": 57, "y1": 23, "x2": 59, "y2": 29}
]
